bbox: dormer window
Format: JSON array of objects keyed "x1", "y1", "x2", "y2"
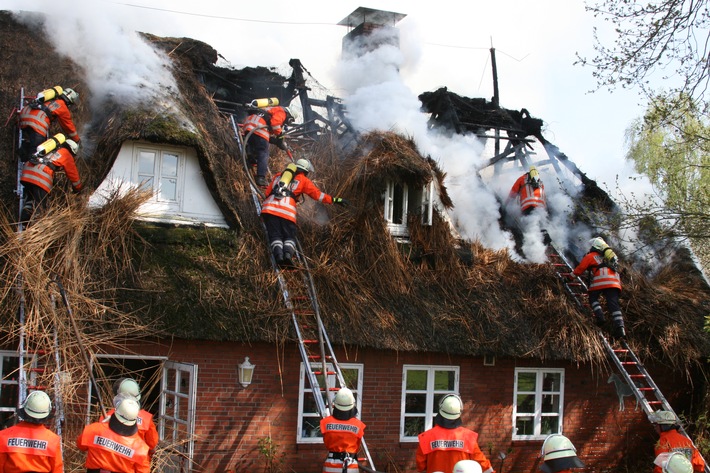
[{"x1": 384, "y1": 180, "x2": 434, "y2": 238}]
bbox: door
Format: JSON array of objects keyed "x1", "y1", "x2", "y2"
[{"x1": 159, "y1": 361, "x2": 198, "y2": 473}]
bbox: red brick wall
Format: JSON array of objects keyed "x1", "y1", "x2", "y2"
[{"x1": 135, "y1": 340, "x2": 693, "y2": 473}]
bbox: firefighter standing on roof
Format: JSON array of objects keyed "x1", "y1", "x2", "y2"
[
  {"x1": 0, "y1": 391, "x2": 63, "y2": 473},
  {"x1": 260, "y1": 158, "x2": 348, "y2": 267},
  {"x1": 570, "y1": 237, "x2": 626, "y2": 339},
  {"x1": 242, "y1": 105, "x2": 293, "y2": 187},
  {"x1": 320, "y1": 388, "x2": 365, "y2": 473},
  {"x1": 416, "y1": 394, "x2": 494, "y2": 473},
  {"x1": 20, "y1": 134, "x2": 83, "y2": 223},
  {"x1": 506, "y1": 165, "x2": 546, "y2": 215},
  {"x1": 19, "y1": 86, "x2": 80, "y2": 163},
  {"x1": 650, "y1": 411, "x2": 705, "y2": 473}
]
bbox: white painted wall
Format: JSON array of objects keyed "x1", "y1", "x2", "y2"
[{"x1": 89, "y1": 140, "x2": 228, "y2": 227}]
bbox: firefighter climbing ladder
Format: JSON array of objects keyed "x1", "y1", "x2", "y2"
[
  {"x1": 227, "y1": 114, "x2": 376, "y2": 471},
  {"x1": 546, "y1": 243, "x2": 710, "y2": 473}
]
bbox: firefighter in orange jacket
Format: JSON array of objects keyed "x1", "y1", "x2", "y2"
[
  {"x1": 242, "y1": 105, "x2": 293, "y2": 187},
  {"x1": 416, "y1": 394, "x2": 494, "y2": 473},
  {"x1": 571, "y1": 237, "x2": 626, "y2": 339},
  {"x1": 320, "y1": 388, "x2": 365, "y2": 473},
  {"x1": 0, "y1": 391, "x2": 63, "y2": 473},
  {"x1": 100, "y1": 379, "x2": 159, "y2": 457},
  {"x1": 506, "y1": 165, "x2": 546, "y2": 215},
  {"x1": 77, "y1": 396, "x2": 150, "y2": 473},
  {"x1": 261, "y1": 158, "x2": 347, "y2": 267},
  {"x1": 20, "y1": 135, "x2": 83, "y2": 223},
  {"x1": 19, "y1": 87, "x2": 80, "y2": 163},
  {"x1": 650, "y1": 411, "x2": 705, "y2": 473}
]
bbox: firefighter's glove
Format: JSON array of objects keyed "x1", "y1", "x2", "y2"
[
  {"x1": 333, "y1": 197, "x2": 349, "y2": 206},
  {"x1": 72, "y1": 187, "x2": 83, "y2": 195},
  {"x1": 270, "y1": 136, "x2": 287, "y2": 150}
]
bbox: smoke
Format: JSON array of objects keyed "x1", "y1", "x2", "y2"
[{"x1": 9, "y1": 0, "x2": 180, "y2": 113}]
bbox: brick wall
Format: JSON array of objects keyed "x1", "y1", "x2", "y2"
[{"x1": 135, "y1": 340, "x2": 693, "y2": 473}]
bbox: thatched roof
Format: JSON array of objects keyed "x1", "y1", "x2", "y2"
[{"x1": 1, "y1": 10, "x2": 709, "y2": 376}]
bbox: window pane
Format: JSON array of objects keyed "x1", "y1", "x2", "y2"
[
  {"x1": 301, "y1": 417, "x2": 321, "y2": 438},
  {"x1": 162, "y1": 153, "x2": 178, "y2": 177},
  {"x1": 541, "y1": 394, "x2": 559, "y2": 413},
  {"x1": 404, "y1": 416, "x2": 424, "y2": 437},
  {"x1": 433, "y1": 370, "x2": 455, "y2": 391},
  {"x1": 303, "y1": 393, "x2": 320, "y2": 414},
  {"x1": 393, "y1": 183, "x2": 405, "y2": 224},
  {"x1": 160, "y1": 177, "x2": 177, "y2": 201},
  {"x1": 516, "y1": 416, "x2": 534, "y2": 435},
  {"x1": 139, "y1": 151, "x2": 155, "y2": 174},
  {"x1": 516, "y1": 394, "x2": 535, "y2": 413},
  {"x1": 541, "y1": 416, "x2": 559, "y2": 434},
  {"x1": 542, "y1": 372, "x2": 561, "y2": 391},
  {"x1": 406, "y1": 370, "x2": 427, "y2": 390},
  {"x1": 405, "y1": 393, "x2": 427, "y2": 414},
  {"x1": 517, "y1": 372, "x2": 536, "y2": 391},
  {"x1": 341, "y1": 369, "x2": 359, "y2": 388}
]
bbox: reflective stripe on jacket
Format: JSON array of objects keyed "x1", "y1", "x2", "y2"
[
  {"x1": 320, "y1": 416, "x2": 365, "y2": 473},
  {"x1": 260, "y1": 172, "x2": 333, "y2": 223},
  {"x1": 509, "y1": 173, "x2": 546, "y2": 211},
  {"x1": 416, "y1": 425, "x2": 494, "y2": 473},
  {"x1": 573, "y1": 252, "x2": 622, "y2": 291},
  {"x1": 242, "y1": 106, "x2": 287, "y2": 142},
  {"x1": 76, "y1": 421, "x2": 150, "y2": 473},
  {"x1": 19, "y1": 100, "x2": 79, "y2": 142},
  {"x1": 654, "y1": 429, "x2": 706, "y2": 473},
  {"x1": 0, "y1": 421, "x2": 63, "y2": 473},
  {"x1": 20, "y1": 148, "x2": 83, "y2": 194}
]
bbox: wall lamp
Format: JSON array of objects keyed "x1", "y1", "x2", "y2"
[{"x1": 238, "y1": 357, "x2": 255, "y2": 388}]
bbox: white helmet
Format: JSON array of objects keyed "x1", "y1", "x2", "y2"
[
  {"x1": 589, "y1": 237, "x2": 607, "y2": 252},
  {"x1": 655, "y1": 452, "x2": 693, "y2": 473},
  {"x1": 333, "y1": 387, "x2": 355, "y2": 411},
  {"x1": 114, "y1": 396, "x2": 140, "y2": 426},
  {"x1": 295, "y1": 158, "x2": 313, "y2": 174},
  {"x1": 540, "y1": 434, "x2": 585, "y2": 473},
  {"x1": 21, "y1": 391, "x2": 51, "y2": 421},
  {"x1": 439, "y1": 394, "x2": 463, "y2": 420},
  {"x1": 453, "y1": 460, "x2": 482, "y2": 473},
  {"x1": 62, "y1": 87, "x2": 79, "y2": 105},
  {"x1": 115, "y1": 377, "x2": 141, "y2": 401},
  {"x1": 65, "y1": 139, "x2": 79, "y2": 155},
  {"x1": 649, "y1": 410, "x2": 678, "y2": 425}
]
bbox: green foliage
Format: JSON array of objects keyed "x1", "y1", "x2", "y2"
[
  {"x1": 257, "y1": 436, "x2": 284, "y2": 473},
  {"x1": 624, "y1": 93, "x2": 710, "y2": 272}
]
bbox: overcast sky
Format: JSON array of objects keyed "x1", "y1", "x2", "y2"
[{"x1": 5, "y1": 0, "x2": 657, "y2": 255}]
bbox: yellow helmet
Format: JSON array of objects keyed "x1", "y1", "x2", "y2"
[{"x1": 589, "y1": 237, "x2": 608, "y2": 252}]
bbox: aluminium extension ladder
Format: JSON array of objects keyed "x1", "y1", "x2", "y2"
[
  {"x1": 546, "y1": 242, "x2": 710, "y2": 473},
  {"x1": 227, "y1": 113, "x2": 376, "y2": 471}
]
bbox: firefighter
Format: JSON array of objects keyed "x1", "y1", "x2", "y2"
[
  {"x1": 539, "y1": 434, "x2": 585, "y2": 473},
  {"x1": 19, "y1": 86, "x2": 80, "y2": 163},
  {"x1": 260, "y1": 158, "x2": 348, "y2": 267},
  {"x1": 416, "y1": 394, "x2": 494, "y2": 473},
  {"x1": 0, "y1": 391, "x2": 63, "y2": 473},
  {"x1": 77, "y1": 396, "x2": 150, "y2": 473},
  {"x1": 506, "y1": 165, "x2": 546, "y2": 215},
  {"x1": 20, "y1": 135, "x2": 83, "y2": 223},
  {"x1": 655, "y1": 452, "x2": 694, "y2": 473},
  {"x1": 99, "y1": 379, "x2": 159, "y2": 457},
  {"x1": 320, "y1": 388, "x2": 365, "y2": 473},
  {"x1": 242, "y1": 105, "x2": 293, "y2": 187},
  {"x1": 570, "y1": 237, "x2": 626, "y2": 339},
  {"x1": 650, "y1": 411, "x2": 705, "y2": 473}
]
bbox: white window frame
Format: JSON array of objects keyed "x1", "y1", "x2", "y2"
[
  {"x1": 421, "y1": 181, "x2": 434, "y2": 226},
  {"x1": 134, "y1": 146, "x2": 185, "y2": 208},
  {"x1": 400, "y1": 365, "x2": 459, "y2": 442},
  {"x1": 512, "y1": 368, "x2": 564, "y2": 440},
  {"x1": 296, "y1": 362, "x2": 363, "y2": 444},
  {"x1": 384, "y1": 181, "x2": 409, "y2": 237}
]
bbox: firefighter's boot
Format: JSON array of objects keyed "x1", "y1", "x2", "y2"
[{"x1": 611, "y1": 312, "x2": 626, "y2": 340}]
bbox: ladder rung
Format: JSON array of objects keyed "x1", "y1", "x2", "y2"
[
  {"x1": 26, "y1": 385, "x2": 45, "y2": 390},
  {"x1": 312, "y1": 371, "x2": 336, "y2": 376},
  {"x1": 621, "y1": 361, "x2": 637, "y2": 365},
  {"x1": 628, "y1": 374, "x2": 646, "y2": 378},
  {"x1": 302, "y1": 339, "x2": 318, "y2": 344},
  {"x1": 647, "y1": 401, "x2": 663, "y2": 405},
  {"x1": 638, "y1": 387, "x2": 656, "y2": 391}
]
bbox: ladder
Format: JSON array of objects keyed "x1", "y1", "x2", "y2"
[
  {"x1": 546, "y1": 243, "x2": 710, "y2": 473},
  {"x1": 227, "y1": 114, "x2": 376, "y2": 470}
]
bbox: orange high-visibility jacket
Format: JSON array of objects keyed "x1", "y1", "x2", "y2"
[
  {"x1": 320, "y1": 416, "x2": 365, "y2": 473},
  {"x1": 0, "y1": 421, "x2": 63, "y2": 473},
  {"x1": 242, "y1": 106, "x2": 287, "y2": 142},
  {"x1": 416, "y1": 425, "x2": 494, "y2": 473},
  {"x1": 654, "y1": 429, "x2": 706, "y2": 473},
  {"x1": 77, "y1": 421, "x2": 150, "y2": 473},
  {"x1": 572, "y1": 251, "x2": 622, "y2": 291},
  {"x1": 20, "y1": 148, "x2": 83, "y2": 194},
  {"x1": 20, "y1": 100, "x2": 80, "y2": 142},
  {"x1": 102, "y1": 409, "x2": 159, "y2": 450},
  {"x1": 261, "y1": 172, "x2": 333, "y2": 224},
  {"x1": 508, "y1": 173, "x2": 546, "y2": 212}
]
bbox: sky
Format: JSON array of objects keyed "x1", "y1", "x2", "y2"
[{"x1": 4, "y1": 0, "x2": 658, "y2": 259}]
